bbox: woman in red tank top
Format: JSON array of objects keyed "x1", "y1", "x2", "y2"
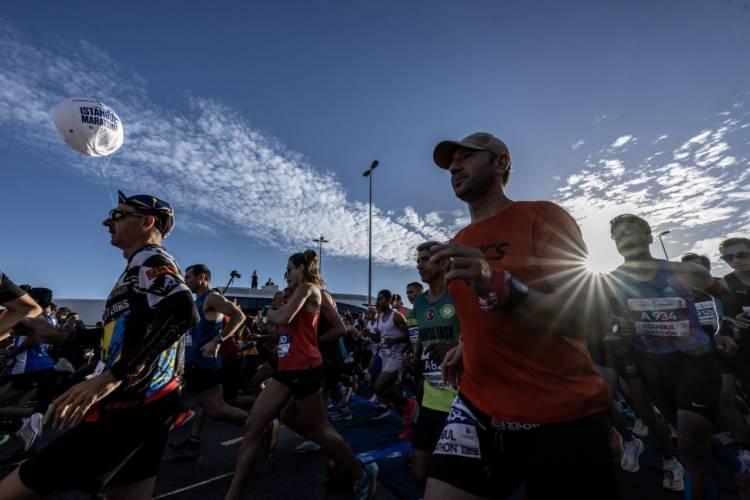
[{"x1": 226, "y1": 250, "x2": 377, "y2": 500}]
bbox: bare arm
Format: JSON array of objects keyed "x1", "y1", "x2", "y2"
[
  {"x1": 317, "y1": 291, "x2": 346, "y2": 343},
  {"x1": 205, "y1": 293, "x2": 246, "y2": 340},
  {"x1": 267, "y1": 284, "x2": 315, "y2": 325},
  {"x1": 0, "y1": 294, "x2": 42, "y2": 340}
]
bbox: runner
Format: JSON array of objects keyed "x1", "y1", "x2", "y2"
[
  {"x1": 425, "y1": 132, "x2": 616, "y2": 499},
  {"x1": 604, "y1": 214, "x2": 738, "y2": 500},
  {"x1": 170, "y1": 264, "x2": 249, "y2": 458},
  {"x1": 410, "y1": 241, "x2": 460, "y2": 492},
  {"x1": 363, "y1": 306, "x2": 380, "y2": 390},
  {"x1": 369, "y1": 290, "x2": 418, "y2": 434},
  {"x1": 0, "y1": 190, "x2": 198, "y2": 499},
  {"x1": 225, "y1": 250, "x2": 377, "y2": 500}
]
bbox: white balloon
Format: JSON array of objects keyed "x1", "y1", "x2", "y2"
[{"x1": 52, "y1": 98, "x2": 124, "y2": 157}]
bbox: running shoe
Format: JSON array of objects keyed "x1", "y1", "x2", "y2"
[
  {"x1": 170, "y1": 408, "x2": 196, "y2": 431},
  {"x1": 16, "y1": 412, "x2": 43, "y2": 452},
  {"x1": 608, "y1": 428, "x2": 624, "y2": 463},
  {"x1": 402, "y1": 397, "x2": 418, "y2": 426},
  {"x1": 169, "y1": 437, "x2": 200, "y2": 459},
  {"x1": 631, "y1": 418, "x2": 649, "y2": 437},
  {"x1": 331, "y1": 408, "x2": 353, "y2": 421},
  {"x1": 370, "y1": 406, "x2": 391, "y2": 422},
  {"x1": 662, "y1": 457, "x2": 685, "y2": 492},
  {"x1": 295, "y1": 440, "x2": 322, "y2": 454},
  {"x1": 620, "y1": 437, "x2": 644, "y2": 473},
  {"x1": 368, "y1": 394, "x2": 378, "y2": 404},
  {"x1": 353, "y1": 461, "x2": 379, "y2": 500}
]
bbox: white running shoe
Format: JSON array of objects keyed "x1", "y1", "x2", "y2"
[
  {"x1": 662, "y1": 458, "x2": 685, "y2": 492},
  {"x1": 295, "y1": 440, "x2": 321, "y2": 454},
  {"x1": 631, "y1": 418, "x2": 649, "y2": 438},
  {"x1": 16, "y1": 412, "x2": 43, "y2": 452},
  {"x1": 620, "y1": 437, "x2": 644, "y2": 472}
]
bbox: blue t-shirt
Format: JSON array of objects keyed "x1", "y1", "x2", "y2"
[
  {"x1": 610, "y1": 261, "x2": 711, "y2": 354},
  {"x1": 10, "y1": 314, "x2": 55, "y2": 375},
  {"x1": 185, "y1": 292, "x2": 223, "y2": 371}
]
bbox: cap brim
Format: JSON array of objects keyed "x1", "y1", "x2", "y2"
[{"x1": 433, "y1": 140, "x2": 485, "y2": 169}]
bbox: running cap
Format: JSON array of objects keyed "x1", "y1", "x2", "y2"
[
  {"x1": 433, "y1": 132, "x2": 511, "y2": 169},
  {"x1": 117, "y1": 190, "x2": 175, "y2": 237},
  {"x1": 609, "y1": 214, "x2": 651, "y2": 236}
]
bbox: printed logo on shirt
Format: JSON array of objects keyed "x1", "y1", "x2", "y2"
[
  {"x1": 425, "y1": 308, "x2": 436, "y2": 321},
  {"x1": 146, "y1": 265, "x2": 178, "y2": 280},
  {"x1": 439, "y1": 304, "x2": 456, "y2": 319},
  {"x1": 277, "y1": 334, "x2": 291, "y2": 358}
]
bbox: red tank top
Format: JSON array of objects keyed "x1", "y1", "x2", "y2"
[{"x1": 277, "y1": 309, "x2": 322, "y2": 371}]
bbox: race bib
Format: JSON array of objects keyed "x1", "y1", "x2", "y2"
[
  {"x1": 434, "y1": 397, "x2": 481, "y2": 459},
  {"x1": 185, "y1": 333, "x2": 193, "y2": 347},
  {"x1": 408, "y1": 326, "x2": 420, "y2": 351},
  {"x1": 694, "y1": 301, "x2": 717, "y2": 328},
  {"x1": 420, "y1": 351, "x2": 449, "y2": 389},
  {"x1": 277, "y1": 334, "x2": 292, "y2": 359},
  {"x1": 628, "y1": 297, "x2": 691, "y2": 337}
]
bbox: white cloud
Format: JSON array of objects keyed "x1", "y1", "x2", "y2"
[
  {"x1": 555, "y1": 105, "x2": 750, "y2": 275},
  {"x1": 611, "y1": 135, "x2": 634, "y2": 148},
  {"x1": 0, "y1": 19, "x2": 459, "y2": 267},
  {"x1": 571, "y1": 139, "x2": 585, "y2": 150}
]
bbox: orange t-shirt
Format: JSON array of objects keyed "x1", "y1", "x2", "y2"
[{"x1": 448, "y1": 201, "x2": 608, "y2": 423}]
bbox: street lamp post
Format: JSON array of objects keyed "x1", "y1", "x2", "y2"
[
  {"x1": 312, "y1": 235, "x2": 329, "y2": 273},
  {"x1": 362, "y1": 160, "x2": 379, "y2": 305},
  {"x1": 658, "y1": 230, "x2": 671, "y2": 260}
]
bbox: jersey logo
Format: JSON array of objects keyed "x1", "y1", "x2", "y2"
[
  {"x1": 146, "y1": 265, "x2": 178, "y2": 279},
  {"x1": 425, "y1": 308, "x2": 436, "y2": 321},
  {"x1": 475, "y1": 242, "x2": 510, "y2": 261},
  {"x1": 440, "y1": 304, "x2": 456, "y2": 319}
]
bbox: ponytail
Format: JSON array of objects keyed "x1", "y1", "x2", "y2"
[{"x1": 289, "y1": 249, "x2": 325, "y2": 287}]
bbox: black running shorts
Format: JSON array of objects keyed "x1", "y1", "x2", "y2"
[
  {"x1": 428, "y1": 393, "x2": 618, "y2": 500},
  {"x1": 183, "y1": 364, "x2": 223, "y2": 396},
  {"x1": 272, "y1": 365, "x2": 323, "y2": 400},
  {"x1": 413, "y1": 406, "x2": 448, "y2": 453},
  {"x1": 18, "y1": 390, "x2": 180, "y2": 495},
  {"x1": 634, "y1": 350, "x2": 721, "y2": 422}
]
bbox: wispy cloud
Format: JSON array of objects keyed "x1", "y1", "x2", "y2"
[
  {"x1": 571, "y1": 139, "x2": 585, "y2": 150},
  {"x1": 0, "y1": 19, "x2": 464, "y2": 267},
  {"x1": 556, "y1": 103, "x2": 750, "y2": 274},
  {"x1": 611, "y1": 135, "x2": 634, "y2": 148}
]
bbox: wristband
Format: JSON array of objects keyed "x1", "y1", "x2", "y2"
[
  {"x1": 214, "y1": 334, "x2": 223, "y2": 343},
  {"x1": 478, "y1": 269, "x2": 528, "y2": 311}
]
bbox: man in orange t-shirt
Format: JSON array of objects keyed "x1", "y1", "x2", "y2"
[{"x1": 423, "y1": 132, "x2": 617, "y2": 500}]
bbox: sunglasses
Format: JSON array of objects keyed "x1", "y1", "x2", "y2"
[
  {"x1": 721, "y1": 251, "x2": 750, "y2": 263},
  {"x1": 108, "y1": 208, "x2": 145, "y2": 221},
  {"x1": 610, "y1": 228, "x2": 648, "y2": 240}
]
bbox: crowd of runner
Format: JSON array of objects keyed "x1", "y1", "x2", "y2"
[{"x1": 1, "y1": 132, "x2": 750, "y2": 500}]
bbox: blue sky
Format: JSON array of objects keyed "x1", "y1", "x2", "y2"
[{"x1": 1, "y1": 1, "x2": 750, "y2": 300}]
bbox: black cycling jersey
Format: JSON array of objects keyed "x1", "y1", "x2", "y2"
[{"x1": 95, "y1": 244, "x2": 198, "y2": 405}]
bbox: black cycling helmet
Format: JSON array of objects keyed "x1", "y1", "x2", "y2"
[{"x1": 117, "y1": 190, "x2": 175, "y2": 237}]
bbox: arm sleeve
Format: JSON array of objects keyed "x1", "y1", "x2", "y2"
[
  {"x1": 0, "y1": 271, "x2": 25, "y2": 304},
  {"x1": 110, "y1": 253, "x2": 199, "y2": 380}
]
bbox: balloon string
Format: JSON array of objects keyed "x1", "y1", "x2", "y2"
[{"x1": 99, "y1": 157, "x2": 115, "y2": 206}]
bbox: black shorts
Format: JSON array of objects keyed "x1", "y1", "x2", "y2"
[
  {"x1": 413, "y1": 406, "x2": 447, "y2": 453},
  {"x1": 18, "y1": 390, "x2": 180, "y2": 495},
  {"x1": 273, "y1": 365, "x2": 323, "y2": 400},
  {"x1": 183, "y1": 364, "x2": 223, "y2": 396},
  {"x1": 429, "y1": 394, "x2": 618, "y2": 500},
  {"x1": 634, "y1": 350, "x2": 721, "y2": 422}
]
